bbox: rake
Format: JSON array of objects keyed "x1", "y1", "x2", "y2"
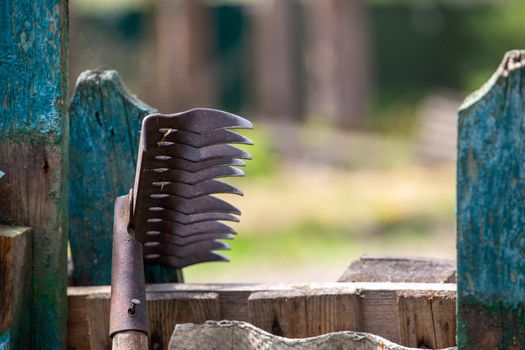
[{"x1": 108, "y1": 108, "x2": 252, "y2": 349}]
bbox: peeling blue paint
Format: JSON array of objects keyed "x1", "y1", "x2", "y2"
[
  {"x1": 0, "y1": 0, "x2": 68, "y2": 348},
  {"x1": 69, "y1": 70, "x2": 178, "y2": 285},
  {"x1": 0, "y1": 0, "x2": 65, "y2": 142},
  {"x1": 457, "y1": 50, "x2": 525, "y2": 348}
]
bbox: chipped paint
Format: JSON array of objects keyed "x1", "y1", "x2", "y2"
[
  {"x1": 0, "y1": 0, "x2": 66, "y2": 144},
  {"x1": 69, "y1": 70, "x2": 179, "y2": 285},
  {"x1": 0, "y1": 0, "x2": 68, "y2": 348},
  {"x1": 457, "y1": 50, "x2": 525, "y2": 348}
]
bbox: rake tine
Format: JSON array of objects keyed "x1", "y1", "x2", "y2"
[
  {"x1": 144, "y1": 211, "x2": 239, "y2": 225},
  {"x1": 148, "y1": 157, "x2": 246, "y2": 173},
  {"x1": 146, "y1": 143, "x2": 252, "y2": 162},
  {"x1": 142, "y1": 108, "x2": 252, "y2": 142},
  {"x1": 145, "y1": 232, "x2": 235, "y2": 246},
  {"x1": 145, "y1": 251, "x2": 230, "y2": 269},
  {"x1": 143, "y1": 166, "x2": 244, "y2": 185},
  {"x1": 156, "y1": 128, "x2": 253, "y2": 148},
  {"x1": 142, "y1": 195, "x2": 241, "y2": 215},
  {"x1": 140, "y1": 220, "x2": 236, "y2": 237},
  {"x1": 143, "y1": 240, "x2": 230, "y2": 258},
  {"x1": 148, "y1": 180, "x2": 243, "y2": 199}
]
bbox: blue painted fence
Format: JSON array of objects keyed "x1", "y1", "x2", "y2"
[{"x1": 457, "y1": 50, "x2": 525, "y2": 349}]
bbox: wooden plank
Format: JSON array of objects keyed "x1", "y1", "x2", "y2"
[
  {"x1": 86, "y1": 293, "x2": 111, "y2": 350},
  {"x1": 67, "y1": 282, "x2": 455, "y2": 348},
  {"x1": 70, "y1": 291, "x2": 221, "y2": 350},
  {"x1": 248, "y1": 290, "x2": 308, "y2": 338},
  {"x1": 0, "y1": 226, "x2": 31, "y2": 349},
  {"x1": 397, "y1": 291, "x2": 456, "y2": 349},
  {"x1": 67, "y1": 293, "x2": 92, "y2": 350},
  {"x1": 457, "y1": 50, "x2": 525, "y2": 349},
  {"x1": 306, "y1": 289, "x2": 363, "y2": 336},
  {"x1": 360, "y1": 289, "x2": 401, "y2": 343},
  {"x1": 147, "y1": 292, "x2": 221, "y2": 349},
  {"x1": 68, "y1": 69, "x2": 178, "y2": 285},
  {"x1": 248, "y1": 288, "x2": 363, "y2": 338},
  {"x1": 0, "y1": 1, "x2": 68, "y2": 347},
  {"x1": 431, "y1": 292, "x2": 456, "y2": 348},
  {"x1": 338, "y1": 255, "x2": 456, "y2": 283}
]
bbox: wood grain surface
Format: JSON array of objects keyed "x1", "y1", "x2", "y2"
[
  {"x1": 67, "y1": 282, "x2": 456, "y2": 349},
  {"x1": 0, "y1": 226, "x2": 32, "y2": 349},
  {"x1": 0, "y1": 1, "x2": 69, "y2": 347},
  {"x1": 457, "y1": 49, "x2": 525, "y2": 349}
]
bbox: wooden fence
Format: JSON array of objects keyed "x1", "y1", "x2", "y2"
[
  {"x1": 1, "y1": 0, "x2": 525, "y2": 348},
  {"x1": 67, "y1": 282, "x2": 456, "y2": 349}
]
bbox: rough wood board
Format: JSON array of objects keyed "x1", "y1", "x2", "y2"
[
  {"x1": 248, "y1": 289, "x2": 363, "y2": 338},
  {"x1": 306, "y1": 289, "x2": 364, "y2": 336},
  {"x1": 0, "y1": 1, "x2": 68, "y2": 347},
  {"x1": 339, "y1": 255, "x2": 456, "y2": 283},
  {"x1": 68, "y1": 70, "x2": 178, "y2": 285},
  {"x1": 67, "y1": 294, "x2": 88, "y2": 349},
  {"x1": 69, "y1": 291, "x2": 221, "y2": 350},
  {"x1": 67, "y1": 283, "x2": 456, "y2": 349},
  {"x1": 397, "y1": 291, "x2": 456, "y2": 349},
  {"x1": 0, "y1": 226, "x2": 31, "y2": 349},
  {"x1": 457, "y1": 50, "x2": 525, "y2": 349},
  {"x1": 168, "y1": 321, "x2": 439, "y2": 350},
  {"x1": 112, "y1": 331, "x2": 148, "y2": 350},
  {"x1": 147, "y1": 292, "x2": 221, "y2": 349},
  {"x1": 248, "y1": 290, "x2": 308, "y2": 338}
]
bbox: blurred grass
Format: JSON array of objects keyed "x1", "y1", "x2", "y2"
[{"x1": 184, "y1": 137, "x2": 456, "y2": 282}]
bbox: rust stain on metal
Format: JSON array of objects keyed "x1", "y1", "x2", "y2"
[{"x1": 109, "y1": 108, "x2": 252, "y2": 338}]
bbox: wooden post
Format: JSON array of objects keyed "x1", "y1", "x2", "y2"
[
  {"x1": 0, "y1": 1, "x2": 68, "y2": 347},
  {"x1": 303, "y1": 0, "x2": 371, "y2": 128},
  {"x1": 0, "y1": 226, "x2": 32, "y2": 349},
  {"x1": 252, "y1": 0, "x2": 305, "y2": 121},
  {"x1": 457, "y1": 50, "x2": 525, "y2": 349},
  {"x1": 69, "y1": 70, "x2": 180, "y2": 284},
  {"x1": 150, "y1": 0, "x2": 215, "y2": 113},
  {"x1": 67, "y1": 282, "x2": 456, "y2": 348},
  {"x1": 248, "y1": 289, "x2": 363, "y2": 338},
  {"x1": 397, "y1": 291, "x2": 456, "y2": 348}
]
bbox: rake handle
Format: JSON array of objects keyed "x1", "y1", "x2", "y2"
[
  {"x1": 112, "y1": 331, "x2": 148, "y2": 350},
  {"x1": 109, "y1": 193, "x2": 149, "y2": 350}
]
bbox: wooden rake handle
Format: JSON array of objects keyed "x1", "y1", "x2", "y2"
[{"x1": 109, "y1": 193, "x2": 148, "y2": 350}]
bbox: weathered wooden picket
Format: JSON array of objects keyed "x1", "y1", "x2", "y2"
[
  {"x1": 457, "y1": 50, "x2": 525, "y2": 349},
  {"x1": 1, "y1": 1, "x2": 525, "y2": 349},
  {"x1": 68, "y1": 70, "x2": 179, "y2": 286},
  {"x1": 0, "y1": 0, "x2": 69, "y2": 348}
]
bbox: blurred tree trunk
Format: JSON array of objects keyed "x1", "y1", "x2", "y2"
[
  {"x1": 305, "y1": 0, "x2": 371, "y2": 128},
  {"x1": 150, "y1": 0, "x2": 216, "y2": 113},
  {"x1": 252, "y1": 0, "x2": 305, "y2": 121}
]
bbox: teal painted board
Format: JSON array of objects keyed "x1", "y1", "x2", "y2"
[
  {"x1": 457, "y1": 50, "x2": 525, "y2": 349},
  {"x1": 0, "y1": 0, "x2": 68, "y2": 348},
  {"x1": 69, "y1": 70, "x2": 180, "y2": 285},
  {"x1": 0, "y1": 332, "x2": 9, "y2": 350}
]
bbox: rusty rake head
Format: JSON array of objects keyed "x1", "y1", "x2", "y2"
[{"x1": 130, "y1": 108, "x2": 252, "y2": 269}]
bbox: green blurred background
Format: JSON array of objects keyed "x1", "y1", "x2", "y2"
[{"x1": 69, "y1": 0, "x2": 524, "y2": 282}]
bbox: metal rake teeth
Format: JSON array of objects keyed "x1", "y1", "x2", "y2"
[{"x1": 132, "y1": 108, "x2": 252, "y2": 269}]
